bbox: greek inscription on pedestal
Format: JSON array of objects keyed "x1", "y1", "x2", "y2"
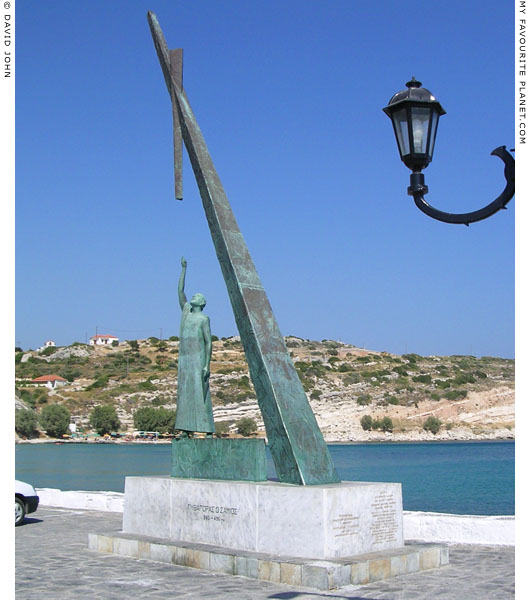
[
  {"x1": 187, "y1": 503, "x2": 239, "y2": 524},
  {"x1": 332, "y1": 513, "x2": 360, "y2": 538},
  {"x1": 370, "y1": 491, "x2": 398, "y2": 544}
]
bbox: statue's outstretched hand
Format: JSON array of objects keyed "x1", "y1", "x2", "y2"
[{"x1": 181, "y1": 257, "x2": 187, "y2": 268}]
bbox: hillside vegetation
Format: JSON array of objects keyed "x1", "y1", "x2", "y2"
[{"x1": 15, "y1": 337, "x2": 514, "y2": 441}]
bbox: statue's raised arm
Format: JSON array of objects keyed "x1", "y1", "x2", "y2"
[{"x1": 178, "y1": 257, "x2": 187, "y2": 310}]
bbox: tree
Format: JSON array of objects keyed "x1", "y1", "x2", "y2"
[
  {"x1": 236, "y1": 417, "x2": 257, "y2": 437},
  {"x1": 381, "y1": 416, "x2": 393, "y2": 432},
  {"x1": 15, "y1": 409, "x2": 39, "y2": 438},
  {"x1": 133, "y1": 407, "x2": 175, "y2": 433},
  {"x1": 90, "y1": 405, "x2": 121, "y2": 435},
  {"x1": 423, "y1": 416, "x2": 442, "y2": 434},
  {"x1": 127, "y1": 339, "x2": 139, "y2": 351},
  {"x1": 360, "y1": 415, "x2": 373, "y2": 431},
  {"x1": 39, "y1": 404, "x2": 71, "y2": 438}
]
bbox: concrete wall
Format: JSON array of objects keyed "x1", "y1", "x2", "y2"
[{"x1": 36, "y1": 487, "x2": 514, "y2": 546}]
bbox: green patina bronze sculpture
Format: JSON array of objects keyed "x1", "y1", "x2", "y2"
[
  {"x1": 175, "y1": 257, "x2": 215, "y2": 436},
  {"x1": 148, "y1": 12, "x2": 340, "y2": 485}
]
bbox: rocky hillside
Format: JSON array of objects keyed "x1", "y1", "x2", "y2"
[{"x1": 15, "y1": 337, "x2": 514, "y2": 442}]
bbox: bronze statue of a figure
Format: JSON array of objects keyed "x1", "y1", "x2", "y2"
[{"x1": 175, "y1": 257, "x2": 215, "y2": 436}]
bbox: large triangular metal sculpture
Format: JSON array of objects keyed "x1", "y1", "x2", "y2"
[{"x1": 147, "y1": 12, "x2": 340, "y2": 485}]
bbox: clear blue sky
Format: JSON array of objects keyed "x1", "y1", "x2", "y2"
[{"x1": 15, "y1": 0, "x2": 515, "y2": 357}]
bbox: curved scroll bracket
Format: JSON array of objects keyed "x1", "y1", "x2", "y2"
[{"x1": 408, "y1": 146, "x2": 515, "y2": 226}]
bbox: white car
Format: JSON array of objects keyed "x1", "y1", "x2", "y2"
[{"x1": 15, "y1": 480, "x2": 39, "y2": 526}]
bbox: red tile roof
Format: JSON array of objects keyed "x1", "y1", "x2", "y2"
[
  {"x1": 90, "y1": 334, "x2": 119, "y2": 339},
  {"x1": 31, "y1": 375, "x2": 67, "y2": 382}
]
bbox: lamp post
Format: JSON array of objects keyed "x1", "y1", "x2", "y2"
[{"x1": 383, "y1": 78, "x2": 515, "y2": 226}]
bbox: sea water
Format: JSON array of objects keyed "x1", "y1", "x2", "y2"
[{"x1": 15, "y1": 440, "x2": 514, "y2": 515}]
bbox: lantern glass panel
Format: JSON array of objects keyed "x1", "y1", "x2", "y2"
[
  {"x1": 392, "y1": 108, "x2": 409, "y2": 157},
  {"x1": 428, "y1": 111, "x2": 439, "y2": 157},
  {"x1": 410, "y1": 106, "x2": 432, "y2": 154}
]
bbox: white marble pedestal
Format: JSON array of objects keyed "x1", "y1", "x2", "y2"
[{"x1": 122, "y1": 476, "x2": 404, "y2": 560}]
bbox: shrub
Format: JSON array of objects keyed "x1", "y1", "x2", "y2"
[
  {"x1": 86, "y1": 375, "x2": 109, "y2": 391},
  {"x1": 453, "y1": 373, "x2": 476, "y2": 385},
  {"x1": 90, "y1": 405, "x2": 121, "y2": 435},
  {"x1": 127, "y1": 340, "x2": 139, "y2": 351},
  {"x1": 215, "y1": 421, "x2": 231, "y2": 436},
  {"x1": 39, "y1": 404, "x2": 71, "y2": 438},
  {"x1": 15, "y1": 409, "x2": 39, "y2": 438},
  {"x1": 385, "y1": 395, "x2": 399, "y2": 405},
  {"x1": 356, "y1": 394, "x2": 372, "y2": 406},
  {"x1": 412, "y1": 374, "x2": 432, "y2": 384},
  {"x1": 434, "y1": 379, "x2": 451, "y2": 389},
  {"x1": 139, "y1": 378, "x2": 156, "y2": 391},
  {"x1": 392, "y1": 366, "x2": 408, "y2": 377},
  {"x1": 444, "y1": 389, "x2": 468, "y2": 401},
  {"x1": 40, "y1": 345, "x2": 58, "y2": 357},
  {"x1": 310, "y1": 389, "x2": 322, "y2": 400},
  {"x1": 360, "y1": 415, "x2": 373, "y2": 431},
  {"x1": 237, "y1": 375, "x2": 251, "y2": 389},
  {"x1": 236, "y1": 417, "x2": 257, "y2": 437},
  {"x1": 402, "y1": 353, "x2": 419, "y2": 363},
  {"x1": 423, "y1": 416, "x2": 442, "y2": 434}
]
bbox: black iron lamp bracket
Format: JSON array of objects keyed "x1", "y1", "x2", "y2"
[{"x1": 408, "y1": 146, "x2": 515, "y2": 226}]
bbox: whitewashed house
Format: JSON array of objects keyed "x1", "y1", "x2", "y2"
[
  {"x1": 89, "y1": 334, "x2": 119, "y2": 346},
  {"x1": 30, "y1": 374, "x2": 68, "y2": 389}
]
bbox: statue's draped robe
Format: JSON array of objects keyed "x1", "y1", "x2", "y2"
[{"x1": 175, "y1": 302, "x2": 215, "y2": 433}]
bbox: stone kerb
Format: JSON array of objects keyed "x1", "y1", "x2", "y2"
[
  {"x1": 403, "y1": 510, "x2": 515, "y2": 546},
  {"x1": 37, "y1": 488, "x2": 125, "y2": 513}
]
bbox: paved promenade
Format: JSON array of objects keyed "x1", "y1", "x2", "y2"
[{"x1": 16, "y1": 507, "x2": 515, "y2": 599}]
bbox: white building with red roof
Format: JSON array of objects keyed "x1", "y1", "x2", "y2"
[
  {"x1": 89, "y1": 334, "x2": 119, "y2": 346},
  {"x1": 30, "y1": 374, "x2": 68, "y2": 389}
]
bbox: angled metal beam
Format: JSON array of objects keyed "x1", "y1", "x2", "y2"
[
  {"x1": 169, "y1": 49, "x2": 183, "y2": 200},
  {"x1": 147, "y1": 11, "x2": 340, "y2": 485}
]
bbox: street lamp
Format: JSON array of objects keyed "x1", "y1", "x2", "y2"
[{"x1": 383, "y1": 78, "x2": 515, "y2": 225}]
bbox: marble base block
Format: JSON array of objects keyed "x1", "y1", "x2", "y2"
[{"x1": 123, "y1": 477, "x2": 403, "y2": 559}]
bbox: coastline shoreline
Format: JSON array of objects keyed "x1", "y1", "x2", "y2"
[{"x1": 15, "y1": 435, "x2": 515, "y2": 445}]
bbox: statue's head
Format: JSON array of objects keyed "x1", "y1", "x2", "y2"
[{"x1": 190, "y1": 293, "x2": 206, "y2": 309}]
